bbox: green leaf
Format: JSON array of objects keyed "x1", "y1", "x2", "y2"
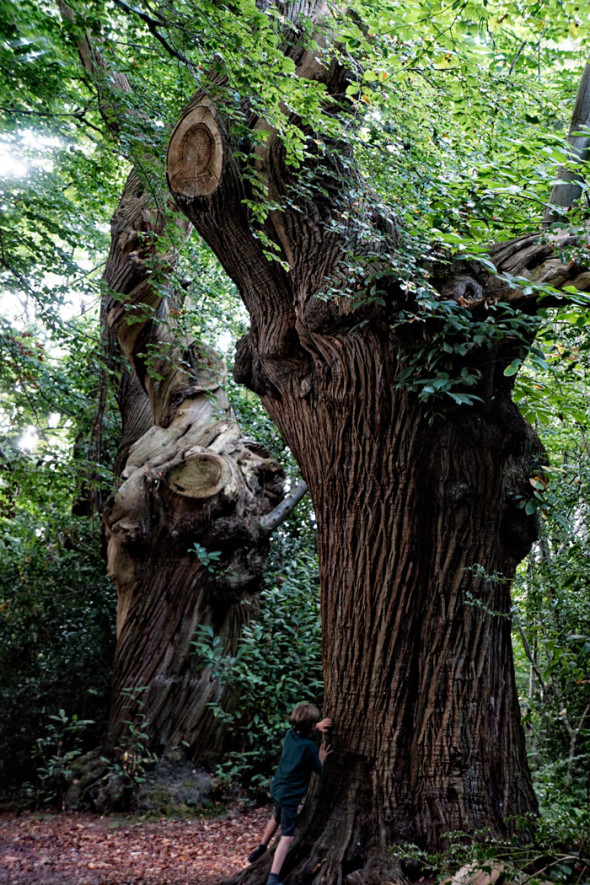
[{"x1": 504, "y1": 360, "x2": 522, "y2": 377}]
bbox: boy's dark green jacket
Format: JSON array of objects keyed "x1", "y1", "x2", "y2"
[{"x1": 270, "y1": 728, "x2": 323, "y2": 807}]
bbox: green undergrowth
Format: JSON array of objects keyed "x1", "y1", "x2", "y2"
[
  {"x1": 121, "y1": 800, "x2": 230, "y2": 824},
  {"x1": 191, "y1": 537, "x2": 322, "y2": 798},
  {"x1": 392, "y1": 808, "x2": 590, "y2": 885}
]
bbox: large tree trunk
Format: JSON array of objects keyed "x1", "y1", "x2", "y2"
[
  {"x1": 231, "y1": 327, "x2": 541, "y2": 883},
  {"x1": 253, "y1": 343, "x2": 540, "y2": 880},
  {"x1": 100, "y1": 168, "x2": 284, "y2": 756},
  {"x1": 59, "y1": 4, "x2": 290, "y2": 761},
  {"x1": 166, "y1": 4, "x2": 590, "y2": 876}
]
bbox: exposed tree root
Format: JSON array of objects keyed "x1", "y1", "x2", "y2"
[
  {"x1": 227, "y1": 768, "x2": 410, "y2": 885},
  {"x1": 229, "y1": 839, "x2": 408, "y2": 885}
]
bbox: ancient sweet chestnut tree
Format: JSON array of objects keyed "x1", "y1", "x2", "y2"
[
  {"x1": 164, "y1": 1, "x2": 590, "y2": 882},
  {"x1": 58, "y1": 2, "x2": 310, "y2": 766}
]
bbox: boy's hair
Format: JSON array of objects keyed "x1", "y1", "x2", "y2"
[{"x1": 290, "y1": 703, "x2": 320, "y2": 736}]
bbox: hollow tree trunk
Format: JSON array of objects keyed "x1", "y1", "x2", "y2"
[{"x1": 167, "y1": 4, "x2": 590, "y2": 877}]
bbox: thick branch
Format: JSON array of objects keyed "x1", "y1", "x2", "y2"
[
  {"x1": 434, "y1": 227, "x2": 590, "y2": 318},
  {"x1": 167, "y1": 4, "x2": 400, "y2": 396},
  {"x1": 491, "y1": 229, "x2": 590, "y2": 305},
  {"x1": 260, "y1": 478, "x2": 308, "y2": 531},
  {"x1": 167, "y1": 98, "x2": 298, "y2": 395}
]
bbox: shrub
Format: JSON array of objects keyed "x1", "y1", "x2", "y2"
[
  {"x1": 192, "y1": 541, "x2": 322, "y2": 795},
  {"x1": 0, "y1": 511, "x2": 116, "y2": 794}
]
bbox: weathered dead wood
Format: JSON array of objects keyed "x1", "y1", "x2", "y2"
[{"x1": 99, "y1": 165, "x2": 286, "y2": 756}]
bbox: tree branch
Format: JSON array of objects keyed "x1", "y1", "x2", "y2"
[
  {"x1": 112, "y1": 0, "x2": 200, "y2": 73},
  {"x1": 544, "y1": 63, "x2": 590, "y2": 222},
  {"x1": 260, "y1": 478, "x2": 308, "y2": 531},
  {"x1": 508, "y1": 40, "x2": 527, "y2": 76}
]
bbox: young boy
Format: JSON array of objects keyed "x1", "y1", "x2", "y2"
[{"x1": 248, "y1": 703, "x2": 333, "y2": 885}]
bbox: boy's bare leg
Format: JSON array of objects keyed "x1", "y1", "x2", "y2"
[
  {"x1": 262, "y1": 815, "x2": 279, "y2": 845},
  {"x1": 270, "y1": 835, "x2": 294, "y2": 875},
  {"x1": 248, "y1": 815, "x2": 279, "y2": 864}
]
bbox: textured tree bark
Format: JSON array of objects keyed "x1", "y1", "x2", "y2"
[
  {"x1": 264, "y1": 353, "x2": 540, "y2": 875},
  {"x1": 227, "y1": 333, "x2": 542, "y2": 884},
  {"x1": 59, "y1": 3, "x2": 291, "y2": 761},
  {"x1": 112, "y1": 362, "x2": 153, "y2": 478},
  {"x1": 100, "y1": 168, "x2": 284, "y2": 756},
  {"x1": 166, "y1": 10, "x2": 590, "y2": 878}
]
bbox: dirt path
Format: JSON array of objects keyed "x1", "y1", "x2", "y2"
[{"x1": 0, "y1": 804, "x2": 270, "y2": 884}]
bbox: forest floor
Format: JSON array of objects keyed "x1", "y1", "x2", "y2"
[{"x1": 0, "y1": 803, "x2": 270, "y2": 884}]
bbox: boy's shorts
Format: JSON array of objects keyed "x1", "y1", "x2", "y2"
[{"x1": 272, "y1": 801, "x2": 298, "y2": 837}]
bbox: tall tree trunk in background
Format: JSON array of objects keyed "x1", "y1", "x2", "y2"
[
  {"x1": 100, "y1": 168, "x2": 285, "y2": 757},
  {"x1": 59, "y1": 5, "x2": 289, "y2": 760},
  {"x1": 167, "y1": 3, "x2": 590, "y2": 877},
  {"x1": 544, "y1": 63, "x2": 590, "y2": 223}
]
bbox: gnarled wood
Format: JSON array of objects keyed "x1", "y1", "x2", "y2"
[
  {"x1": 59, "y1": 2, "x2": 293, "y2": 765},
  {"x1": 101, "y1": 167, "x2": 285, "y2": 755}
]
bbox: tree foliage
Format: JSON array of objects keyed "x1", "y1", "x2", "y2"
[
  {"x1": 0, "y1": 507, "x2": 116, "y2": 792},
  {"x1": 513, "y1": 363, "x2": 590, "y2": 813},
  {"x1": 192, "y1": 525, "x2": 322, "y2": 795}
]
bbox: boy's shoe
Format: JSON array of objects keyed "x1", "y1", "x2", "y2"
[{"x1": 248, "y1": 844, "x2": 267, "y2": 863}]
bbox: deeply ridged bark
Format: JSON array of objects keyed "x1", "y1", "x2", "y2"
[
  {"x1": 220, "y1": 315, "x2": 543, "y2": 885},
  {"x1": 166, "y1": 8, "x2": 590, "y2": 878},
  {"x1": 269, "y1": 342, "x2": 539, "y2": 860},
  {"x1": 100, "y1": 169, "x2": 284, "y2": 756},
  {"x1": 235, "y1": 332, "x2": 540, "y2": 880}
]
